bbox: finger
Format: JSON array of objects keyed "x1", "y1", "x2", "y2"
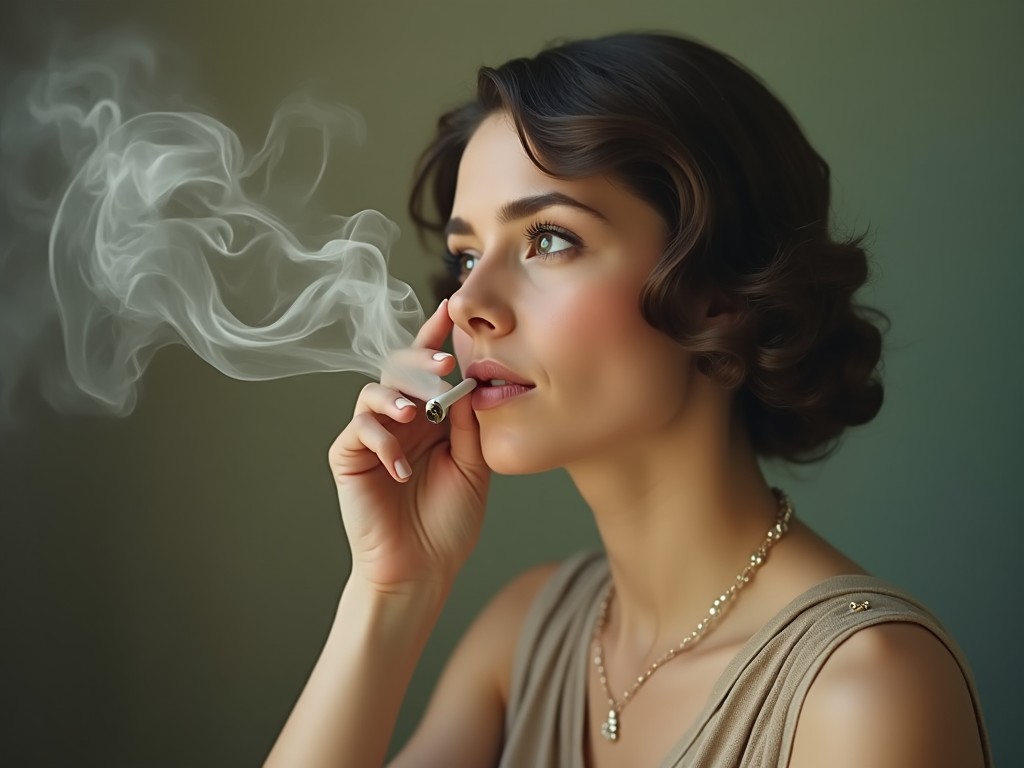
[
  {"x1": 353, "y1": 382, "x2": 420, "y2": 421},
  {"x1": 380, "y1": 347, "x2": 457, "y2": 397},
  {"x1": 412, "y1": 297, "x2": 454, "y2": 351},
  {"x1": 332, "y1": 412, "x2": 413, "y2": 483}
]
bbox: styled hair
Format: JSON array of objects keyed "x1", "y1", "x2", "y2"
[{"x1": 409, "y1": 32, "x2": 885, "y2": 463}]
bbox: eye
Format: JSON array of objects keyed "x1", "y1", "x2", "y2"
[
  {"x1": 535, "y1": 232, "x2": 574, "y2": 256},
  {"x1": 525, "y1": 221, "x2": 582, "y2": 260},
  {"x1": 444, "y1": 248, "x2": 478, "y2": 282}
]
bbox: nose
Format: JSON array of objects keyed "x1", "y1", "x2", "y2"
[{"x1": 447, "y1": 256, "x2": 516, "y2": 339}]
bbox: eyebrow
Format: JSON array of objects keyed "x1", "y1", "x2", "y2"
[{"x1": 444, "y1": 192, "x2": 609, "y2": 238}]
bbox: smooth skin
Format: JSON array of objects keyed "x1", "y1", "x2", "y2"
[{"x1": 265, "y1": 114, "x2": 985, "y2": 768}]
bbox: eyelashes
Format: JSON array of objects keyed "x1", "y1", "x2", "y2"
[
  {"x1": 442, "y1": 247, "x2": 461, "y2": 272},
  {"x1": 445, "y1": 219, "x2": 584, "y2": 279},
  {"x1": 443, "y1": 250, "x2": 478, "y2": 278},
  {"x1": 522, "y1": 221, "x2": 583, "y2": 259}
]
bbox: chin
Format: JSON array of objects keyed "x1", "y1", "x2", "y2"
[{"x1": 479, "y1": 428, "x2": 559, "y2": 476}]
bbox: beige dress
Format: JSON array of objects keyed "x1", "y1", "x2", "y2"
[{"x1": 498, "y1": 551, "x2": 991, "y2": 767}]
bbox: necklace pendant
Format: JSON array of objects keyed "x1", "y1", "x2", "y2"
[{"x1": 600, "y1": 709, "x2": 619, "y2": 742}]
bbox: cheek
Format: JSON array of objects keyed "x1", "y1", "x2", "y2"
[
  {"x1": 544, "y1": 279, "x2": 691, "y2": 424},
  {"x1": 548, "y1": 280, "x2": 657, "y2": 378}
]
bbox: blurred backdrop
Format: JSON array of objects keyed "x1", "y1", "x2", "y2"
[{"x1": 1, "y1": 0, "x2": 1020, "y2": 765}]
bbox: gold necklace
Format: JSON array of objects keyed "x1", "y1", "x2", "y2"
[{"x1": 591, "y1": 487, "x2": 793, "y2": 743}]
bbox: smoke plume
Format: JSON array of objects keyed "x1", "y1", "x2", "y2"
[{"x1": 0, "y1": 32, "x2": 427, "y2": 428}]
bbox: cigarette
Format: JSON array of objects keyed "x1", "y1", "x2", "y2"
[{"x1": 425, "y1": 378, "x2": 478, "y2": 424}]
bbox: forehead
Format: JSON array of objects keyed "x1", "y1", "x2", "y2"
[
  {"x1": 456, "y1": 114, "x2": 547, "y2": 196},
  {"x1": 452, "y1": 113, "x2": 632, "y2": 221}
]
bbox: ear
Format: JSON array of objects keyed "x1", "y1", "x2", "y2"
[
  {"x1": 692, "y1": 289, "x2": 744, "y2": 387},
  {"x1": 702, "y1": 288, "x2": 740, "y2": 324}
]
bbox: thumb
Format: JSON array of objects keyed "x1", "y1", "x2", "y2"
[{"x1": 446, "y1": 395, "x2": 487, "y2": 473}]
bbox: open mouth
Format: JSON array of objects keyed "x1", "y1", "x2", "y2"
[
  {"x1": 463, "y1": 361, "x2": 535, "y2": 409},
  {"x1": 470, "y1": 378, "x2": 535, "y2": 411},
  {"x1": 474, "y1": 378, "x2": 535, "y2": 390}
]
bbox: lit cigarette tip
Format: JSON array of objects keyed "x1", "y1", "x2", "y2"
[{"x1": 425, "y1": 378, "x2": 478, "y2": 424}]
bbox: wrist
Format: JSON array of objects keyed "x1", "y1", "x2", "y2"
[
  {"x1": 346, "y1": 563, "x2": 454, "y2": 606},
  {"x1": 339, "y1": 573, "x2": 449, "y2": 633}
]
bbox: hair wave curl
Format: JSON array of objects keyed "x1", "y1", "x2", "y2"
[{"x1": 409, "y1": 32, "x2": 886, "y2": 463}]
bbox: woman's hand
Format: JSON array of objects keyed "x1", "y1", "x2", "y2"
[{"x1": 328, "y1": 299, "x2": 490, "y2": 596}]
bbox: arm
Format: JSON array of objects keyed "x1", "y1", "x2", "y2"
[
  {"x1": 266, "y1": 299, "x2": 494, "y2": 767},
  {"x1": 266, "y1": 562, "x2": 556, "y2": 768},
  {"x1": 265, "y1": 580, "x2": 446, "y2": 768},
  {"x1": 788, "y1": 622, "x2": 988, "y2": 768},
  {"x1": 388, "y1": 563, "x2": 558, "y2": 768}
]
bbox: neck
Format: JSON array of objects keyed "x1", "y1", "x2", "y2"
[{"x1": 565, "y1": 389, "x2": 781, "y2": 660}]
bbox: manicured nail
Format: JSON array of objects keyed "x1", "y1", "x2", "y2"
[
  {"x1": 432, "y1": 352, "x2": 453, "y2": 361},
  {"x1": 394, "y1": 458, "x2": 412, "y2": 480},
  {"x1": 395, "y1": 397, "x2": 415, "y2": 409}
]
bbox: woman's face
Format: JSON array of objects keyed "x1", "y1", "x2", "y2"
[{"x1": 447, "y1": 113, "x2": 698, "y2": 474}]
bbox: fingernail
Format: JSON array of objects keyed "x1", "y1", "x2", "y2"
[
  {"x1": 394, "y1": 458, "x2": 412, "y2": 480},
  {"x1": 395, "y1": 397, "x2": 415, "y2": 409},
  {"x1": 432, "y1": 352, "x2": 453, "y2": 361}
]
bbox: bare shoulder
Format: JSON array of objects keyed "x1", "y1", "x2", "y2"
[
  {"x1": 788, "y1": 621, "x2": 987, "y2": 768},
  {"x1": 489, "y1": 560, "x2": 563, "y2": 615},
  {"x1": 429, "y1": 559, "x2": 563, "y2": 701},
  {"x1": 387, "y1": 561, "x2": 562, "y2": 768},
  {"x1": 423, "y1": 559, "x2": 562, "y2": 704},
  {"x1": 480, "y1": 561, "x2": 563, "y2": 698}
]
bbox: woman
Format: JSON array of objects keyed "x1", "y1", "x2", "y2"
[{"x1": 266, "y1": 33, "x2": 990, "y2": 767}]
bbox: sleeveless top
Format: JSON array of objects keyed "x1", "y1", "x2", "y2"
[{"x1": 498, "y1": 552, "x2": 991, "y2": 767}]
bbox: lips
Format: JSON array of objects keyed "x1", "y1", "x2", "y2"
[
  {"x1": 463, "y1": 359, "x2": 535, "y2": 412},
  {"x1": 463, "y1": 360, "x2": 535, "y2": 388}
]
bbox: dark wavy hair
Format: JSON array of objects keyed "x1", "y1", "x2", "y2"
[{"x1": 409, "y1": 32, "x2": 885, "y2": 463}]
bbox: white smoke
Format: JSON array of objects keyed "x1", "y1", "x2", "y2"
[{"x1": 0, "y1": 32, "x2": 428, "y2": 428}]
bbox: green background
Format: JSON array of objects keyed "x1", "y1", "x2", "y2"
[{"x1": 2, "y1": 1, "x2": 1019, "y2": 765}]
